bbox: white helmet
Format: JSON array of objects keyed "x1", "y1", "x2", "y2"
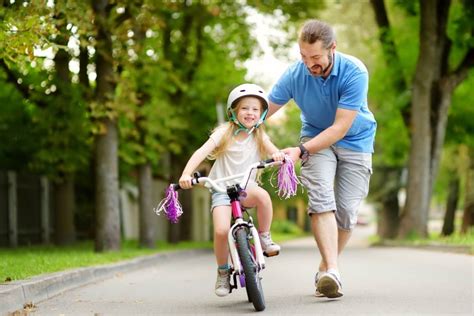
[{"x1": 226, "y1": 83, "x2": 269, "y2": 129}]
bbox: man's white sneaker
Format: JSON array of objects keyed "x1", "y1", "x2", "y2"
[
  {"x1": 314, "y1": 272, "x2": 325, "y2": 297},
  {"x1": 215, "y1": 269, "x2": 231, "y2": 297},
  {"x1": 259, "y1": 232, "x2": 281, "y2": 257},
  {"x1": 316, "y1": 271, "x2": 343, "y2": 298}
]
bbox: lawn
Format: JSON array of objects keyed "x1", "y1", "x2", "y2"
[
  {"x1": 1, "y1": 221, "x2": 308, "y2": 282},
  {"x1": 0, "y1": 240, "x2": 213, "y2": 282}
]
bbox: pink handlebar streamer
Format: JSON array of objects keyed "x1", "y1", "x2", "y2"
[
  {"x1": 154, "y1": 184, "x2": 183, "y2": 223},
  {"x1": 276, "y1": 156, "x2": 300, "y2": 199}
]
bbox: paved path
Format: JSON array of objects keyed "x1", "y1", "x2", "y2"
[{"x1": 31, "y1": 225, "x2": 473, "y2": 315}]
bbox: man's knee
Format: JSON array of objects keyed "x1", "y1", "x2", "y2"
[{"x1": 335, "y1": 207, "x2": 357, "y2": 230}]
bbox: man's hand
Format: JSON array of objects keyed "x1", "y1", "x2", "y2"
[{"x1": 282, "y1": 147, "x2": 301, "y2": 163}]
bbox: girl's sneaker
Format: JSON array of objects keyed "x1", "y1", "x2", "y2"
[
  {"x1": 259, "y1": 232, "x2": 281, "y2": 257},
  {"x1": 215, "y1": 268, "x2": 231, "y2": 297}
]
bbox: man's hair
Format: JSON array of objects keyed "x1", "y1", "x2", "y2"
[{"x1": 298, "y1": 19, "x2": 336, "y2": 48}]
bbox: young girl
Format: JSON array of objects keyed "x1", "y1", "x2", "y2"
[{"x1": 179, "y1": 83, "x2": 284, "y2": 297}]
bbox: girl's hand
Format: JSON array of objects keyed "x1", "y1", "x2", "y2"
[
  {"x1": 272, "y1": 151, "x2": 285, "y2": 162},
  {"x1": 179, "y1": 174, "x2": 193, "y2": 189}
]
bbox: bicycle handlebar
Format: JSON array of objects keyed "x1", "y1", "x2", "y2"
[{"x1": 172, "y1": 158, "x2": 280, "y2": 193}]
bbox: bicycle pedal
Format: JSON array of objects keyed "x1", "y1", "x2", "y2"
[{"x1": 263, "y1": 250, "x2": 279, "y2": 257}]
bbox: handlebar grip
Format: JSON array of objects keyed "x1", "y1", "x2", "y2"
[
  {"x1": 172, "y1": 177, "x2": 199, "y2": 190},
  {"x1": 263, "y1": 158, "x2": 275, "y2": 164}
]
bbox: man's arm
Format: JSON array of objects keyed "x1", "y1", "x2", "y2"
[
  {"x1": 266, "y1": 100, "x2": 284, "y2": 119},
  {"x1": 283, "y1": 108, "x2": 358, "y2": 161}
]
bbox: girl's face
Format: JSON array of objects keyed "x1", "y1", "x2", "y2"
[{"x1": 235, "y1": 97, "x2": 262, "y2": 129}]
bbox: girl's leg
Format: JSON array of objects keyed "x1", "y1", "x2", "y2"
[
  {"x1": 242, "y1": 185, "x2": 280, "y2": 256},
  {"x1": 212, "y1": 205, "x2": 232, "y2": 266},
  {"x1": 241, "y1": 186, "x2": 273, "y2": 232}
]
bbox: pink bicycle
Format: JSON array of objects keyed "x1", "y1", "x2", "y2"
[{"x1": 156, "y1": 158, "x2": 298, "y2": 312}]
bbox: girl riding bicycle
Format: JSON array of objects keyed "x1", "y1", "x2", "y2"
[{"x1": 178, "y1": 83, "x2": 284, "y2": 297}]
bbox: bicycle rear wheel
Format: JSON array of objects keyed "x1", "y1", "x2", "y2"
[{"x1": 235, "y1": 227, "x2": 265, "y2": 311}]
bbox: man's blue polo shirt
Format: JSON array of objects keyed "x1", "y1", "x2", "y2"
[{"x1": 269, "y1": 51, "x2": 376, "y2": 153}]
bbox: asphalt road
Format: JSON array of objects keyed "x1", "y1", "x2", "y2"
[{"x1": 33, "y1": 225, "x2": 473, "y2": 315}]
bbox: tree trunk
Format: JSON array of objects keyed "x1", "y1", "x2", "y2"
[
  {"x1": 54, "y1": 174, "x2": 76, "y2": 245},
  {"x1": 461, "y1": 146, "x2": 474, "y2": 234},
  {"x1": 429, "y1": 88, "x2": 452, "y2": 193},
  {"x1": 138, "y1": 163, "x2": 156, "y2": 248},
  {"x1": 370, "y1": 0, "x2": 408, "y2": 239},
  {"x1": 377, "y1": 190, "x2": 400, "y2": 239},
  {"x1": 51, "y1": 16, "x2": 77, "y2": 245},
  {"x1": 94, "y1": 119, "x2": 120, "y2": 251},
  {"x1": 441, "y1": 174, "x2": 459, "y2": 236},
  {"x1": 93, "y1": 0, "x2": 120, "y2": 252},
  {"x1": 372, "y1": 167, "x2": 402, "y2": 239},
  {"x1": 399, "y1": 1, "x2": 444, "y2": 238}
]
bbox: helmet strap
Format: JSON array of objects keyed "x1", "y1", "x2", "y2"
[{"x1": 230, "y1": 109, "x2": 266, "y2": 136}]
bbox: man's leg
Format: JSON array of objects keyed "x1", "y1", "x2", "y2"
[
  {"x1": 337, "y1": 229, "x2": 352, "y2": 255},
  {"x1": 311, "y1": 212, "x2": 338, "y2": 271},
  {"x1": 312, "y1": 211, "x2": 344, "y2": 298}
]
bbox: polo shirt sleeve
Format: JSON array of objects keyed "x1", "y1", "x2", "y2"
[
  {"x1": 338, "y1": 70, "x2": 368, "y2": 111},
  {"x1": 268, "y1": 67, "x2": 293, "y2": 106}
]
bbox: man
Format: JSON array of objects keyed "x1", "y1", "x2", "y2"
[{"x1": 267, "y1": 19, "x2": 376, "y2": 298}]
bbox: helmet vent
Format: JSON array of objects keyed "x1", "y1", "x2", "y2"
[{"x1": 240, "y1": 89, "x2": 246, "y2": 92}]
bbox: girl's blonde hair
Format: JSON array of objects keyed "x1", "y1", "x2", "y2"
[{"x1": 208, "y1": 97, "x2": 267, "y2": 161}]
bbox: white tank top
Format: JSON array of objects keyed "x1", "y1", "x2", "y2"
[{"x1": 207, "y1": 124, "x2": 267, "y2": 188}]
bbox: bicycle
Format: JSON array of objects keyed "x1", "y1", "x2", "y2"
[{"x1": 156, "y1": 157, "x2": 298, "y2": 312}]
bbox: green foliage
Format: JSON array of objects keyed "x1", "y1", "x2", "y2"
[
  {"x1": 0, "y1": 72, "x2": 40, "y2": 170},
  {"x1": 369, "y1": 48, "x2": 410, "y2": 168},
  {"x1": 30, "y1": 83, "x2": 91, "y2": 179},
  {"x1": 266, "y1": 103, "x2": 302, "y2": 149},
  {"x1": 0, "y1": 1, "x2": 58, "y2": 62},
  {"x1": 372, "y1": 227, "x2": 473, "y2": 253},
  {"x1": 271, "y1": 219, "x2": 303, "y2": 235},
  {"x1": 446, "y1": 71, "x2": 474, "y2": 146}
]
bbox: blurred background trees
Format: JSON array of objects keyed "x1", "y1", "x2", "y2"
[{"x1": 0, "y1": 0, "x2": 472, "y2": 251}]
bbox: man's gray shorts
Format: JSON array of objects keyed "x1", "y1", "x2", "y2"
[{"x1": 300, "y1": 140, "x2": 372, "y2": 231}]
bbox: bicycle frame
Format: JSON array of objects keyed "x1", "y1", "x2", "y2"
[
  {"x1": 185, "y1": 159, "x2": 279, "y2": 281},
  {"x1": 227, "y1": 185, "x2": 266, "y2": 276},
  {"x1": 161, "y1": 158, "x2": 286, "y2": 312}
]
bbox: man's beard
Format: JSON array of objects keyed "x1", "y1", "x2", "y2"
[{"x1": 309, "y1": 52, "x2": 333, "y2": 76}]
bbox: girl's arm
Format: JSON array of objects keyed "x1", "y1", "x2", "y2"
[
  {"x1": 263, "y1": 136, "x2": 285, "y2": 162},
  {"x1": 179, "y1": 138, "x2": 217, "y2": 189}
]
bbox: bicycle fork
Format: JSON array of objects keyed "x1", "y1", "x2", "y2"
[{"x1": 228, "y1": 219, "x2": 266, "y2": 276}]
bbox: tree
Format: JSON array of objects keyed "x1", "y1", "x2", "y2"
[
  {"x1": 400, "y1": 0, "x2": 474, "y2": 238},
  {"x1": 371, "y1": 0, "x2": 474, "y2": 238},
  {"x1": 90, "y1": 0, "x2": 122, "y2": 252},
  {"x1": 1, "y1": 2, "x2": 91, "y2": 245}
]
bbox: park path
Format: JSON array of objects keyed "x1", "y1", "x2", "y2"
[{"x1": 32, "y1": 224, "x2": 473, "y2": 315}]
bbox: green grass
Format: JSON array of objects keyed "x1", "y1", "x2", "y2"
[
  {"x1": 0, "y1": 222, "x2": 307, "y2": 283},
  {"x1": 271, "y1": 220, "x2": 310, "y2": 242},
  {"x1": 0, "y1": 240, "x2": 212, "y2": 282},
  {"x1": 370, "y1": 228, "x2": 474, "y2": 254}
]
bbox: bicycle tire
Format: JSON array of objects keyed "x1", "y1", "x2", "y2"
[{"x1": 235, "y1": 227, "x2": 265, "y2": 311}]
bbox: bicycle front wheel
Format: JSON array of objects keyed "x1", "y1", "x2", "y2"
[{"x1": 235, "y1": 227, "x2": 265, "y2": 312}]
